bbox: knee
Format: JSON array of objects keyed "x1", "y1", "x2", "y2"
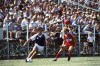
[
  {"x1": 68, "y1": 49, "x2": 72, "y2": 53},
  {"x1": 60, "y1": 46, "x2": 65, "y2": 50}
]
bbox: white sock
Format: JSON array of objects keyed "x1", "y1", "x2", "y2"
[{"x1": 29, "y1": 58, "x2": 31, "y2": 60}]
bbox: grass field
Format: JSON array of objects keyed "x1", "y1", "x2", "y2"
[{"x1": 0, "y1": 57, "x2": 100, "y2": 66}]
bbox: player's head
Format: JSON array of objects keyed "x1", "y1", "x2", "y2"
[
  {"x1": 64, "y1": 28, "x2": 69, "y2": 34},
  {"x1": 37, "y1": 27, "x2": 44, "y2": 33},
  {"x1": 64, "y1": 19, "x2": 71, "y2": 26}
]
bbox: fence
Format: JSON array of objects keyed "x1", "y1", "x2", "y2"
[{"x1": 0, "y1": 23, "x2": 100, "y2": 59}]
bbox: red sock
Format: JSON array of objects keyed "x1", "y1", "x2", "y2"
[
  {"x1": 55, "y1": 51, "x2": 62, "y2": 59},
  {"x1": 68, "y1": 52, "x2": 71, "y2": 58}
]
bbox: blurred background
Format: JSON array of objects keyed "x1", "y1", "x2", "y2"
[{"x1": 0, "y1": 0, "x2": 100, "y2": 60}]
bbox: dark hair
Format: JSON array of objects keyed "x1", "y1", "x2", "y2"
[{"x1": 37, "y1": 27, "x2": 43, "y2": 30}]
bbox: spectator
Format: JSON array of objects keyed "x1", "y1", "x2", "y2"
[
  {"x1": 82, "y1": 23, "x2": 94, "y2": 33},
  {"x1": 21, "y1": 17, "x2": 28, "y2": 30},
  {"x1": 29, "y1": 17, "x2": 38, "y2": 29},
  {"x1": 87, "y1": 32, "x2": 94, "y2": 54}
]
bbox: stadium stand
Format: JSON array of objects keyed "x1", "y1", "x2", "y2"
[{"x1": 0, "y1": 0, "x2": 100, "y2": 59}]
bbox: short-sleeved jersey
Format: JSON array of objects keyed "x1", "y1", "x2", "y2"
[
  {"x1": 30, "y1": 33, "x2": 49, "y2": 46},
  {"x1": 64, "y1": 33, "x2": 75, "y2": 47}
]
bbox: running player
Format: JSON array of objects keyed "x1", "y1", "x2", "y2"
[
  {"x1": 53, "y1": 28, "x2": 76, "y2": 61},
  {"x1": 23, "y1": 27, "x2": 49, "y2": 62}
]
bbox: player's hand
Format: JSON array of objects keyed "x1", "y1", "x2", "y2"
[
  {"x1": 60, "y1": 45, "x2": 62, "y2": 48},
  {"x1": 60, "y1": 44, "x2": 66, "y2": 48}
]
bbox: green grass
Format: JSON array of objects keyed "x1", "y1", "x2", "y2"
[{"x1": 0, "y1": 57, "x2": 100, "y2": 66}]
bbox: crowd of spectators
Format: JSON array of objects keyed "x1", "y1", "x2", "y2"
[
  {"x1": 0, "y1": 0, "x2": 100, "y2": 55},
  {"x1": 0, "y1": 0, "x2": 100, "y2": 39},
  {"x1": 0, "y1": 0, "x2": 99, "y2": 41},
  {"x1": 72, "y1": 0, "x2": 100, "y2": 10}
]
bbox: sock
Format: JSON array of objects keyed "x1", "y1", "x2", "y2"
[
  {"x1": 29, "y1": 58, "x2": 31, "y2": 60},
  {"x1": 68, "y1": 52, "x2": 71, "y2": 59},
  {"x1": 55, "y1": 51, "x2": 62, "y2": 60}
]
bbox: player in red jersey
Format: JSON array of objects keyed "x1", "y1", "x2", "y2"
[{"x1": 53, "y1": 28, "x2": 76, "y2": 61}]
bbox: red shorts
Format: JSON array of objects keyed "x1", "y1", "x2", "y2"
[{"x1": 66, "y1": 43, "x2": 75, "y2": 48}]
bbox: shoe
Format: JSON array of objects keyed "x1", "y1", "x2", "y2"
[
  {"x1": 68, "y1": 56, "x2": 71, "y2": 61},
  {"x1": 29, "y1": 59, "x2": 32, "y2": 62},
  {"x1": 53, "y1": 59, "x2": 57, "y2": 61},
  {"x1": 25, "y1": 58, "x2": 32, "y2": 62},
  {"x1": 25, "y1": 59, "x2": 28, "y2": 62}
]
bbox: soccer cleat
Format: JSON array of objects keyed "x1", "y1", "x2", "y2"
[
  {"x1": 68, "y1": 56, "x2": 71, "y2": 61},
  {"x1": 53, "y1": 59, "x2": 57, "y2": 61},
  {"x1": 29, "y1": 59, "x2": 32, "y2": 62},
  {"x1": 25, "y1": 58, "x2": 32, "y2": 62},
  {"x1": 25, "y1": 59, "x2": 28, "y2": 62}
]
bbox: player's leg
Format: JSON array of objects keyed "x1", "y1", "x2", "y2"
[
  {"x1": 67, "y1": 46, "x2": 73, "y2": 61},
  {"x1": 53, "y1": 46, "x2": 66, "y2": 61},
  {"x1": 29, "y1": 51, "x2": 38, "y2": 59},
  {"x1": 26, "y1": 45, "x2": 37, "y2": 62},
  {"x1": 27, "y1": 45, "x2": 37, "y2": 58},
  {"x1": 29, "y1": 44, "x2": 44, "y2": 59}
]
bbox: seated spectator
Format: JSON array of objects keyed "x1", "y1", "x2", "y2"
[
  {"x1": 21, "y1": 17, "x2": 28, "y2": 30},
  {"x1": 82, "y1": 23, "x2": 93, "y2": 33},
  {"x1": 29, "y1": 17, "x2": 38, "y2": 30}
]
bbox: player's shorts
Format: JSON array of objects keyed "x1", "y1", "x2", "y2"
[
  {"x1": 35, "y1": 43, "x2": 44, "y2": 52},
  {"x1": 66, "y1": 43, "x2": 75, "y2": 48}
]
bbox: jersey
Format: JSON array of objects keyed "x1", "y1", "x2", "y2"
[
  {"x1": 64, "y1": 33, "x2": 75, "y2": 47},
  {"x1": 30, "y1": 33, "x2": 49, "y2": 46},
  {"x1": 35, "y1": 34, "x2": 45, "y2": 46}
]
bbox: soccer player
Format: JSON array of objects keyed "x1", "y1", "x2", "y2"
[
  {"x1": 53, "y1": 28, "x2": 76, "y2": 61},
  {"x1": 23, "y1": 27, "x2": 49, "y2": 62}
]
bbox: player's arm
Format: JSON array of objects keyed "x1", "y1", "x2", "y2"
[
  {"x1": 23, "y1": 39, "x2": 32, "y2": 47},
  {"x1": 23, "y1": 34, "x2": 37, "y2": 47},
  {"x1": 60, "y1": 39, "x2": 66, "y2": 48},
  {"x1": 59, "y1": 32, "x2": 65, "y2": 48}
]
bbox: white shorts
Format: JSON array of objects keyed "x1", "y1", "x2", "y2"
[{"x1": 35, "y1": 43, "x2": 44, "y2": 52}]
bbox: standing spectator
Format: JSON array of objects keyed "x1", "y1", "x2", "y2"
[
  {"x1": 8, "y1": 19, "x2": 15, "y2": 39},
  {"x1": 87, "y1": 32, "x2": 94, "y2": 54},
  {"x1": 3, "y1": 14, "x2": 10, "y2": 39},
  {"x1": 82, "y1": 23, "x2": 93, "y2": 33}
]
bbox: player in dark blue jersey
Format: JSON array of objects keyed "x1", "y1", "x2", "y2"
[{"x1": 23, "y1": 27, "x2": 49, "y2": 62}]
